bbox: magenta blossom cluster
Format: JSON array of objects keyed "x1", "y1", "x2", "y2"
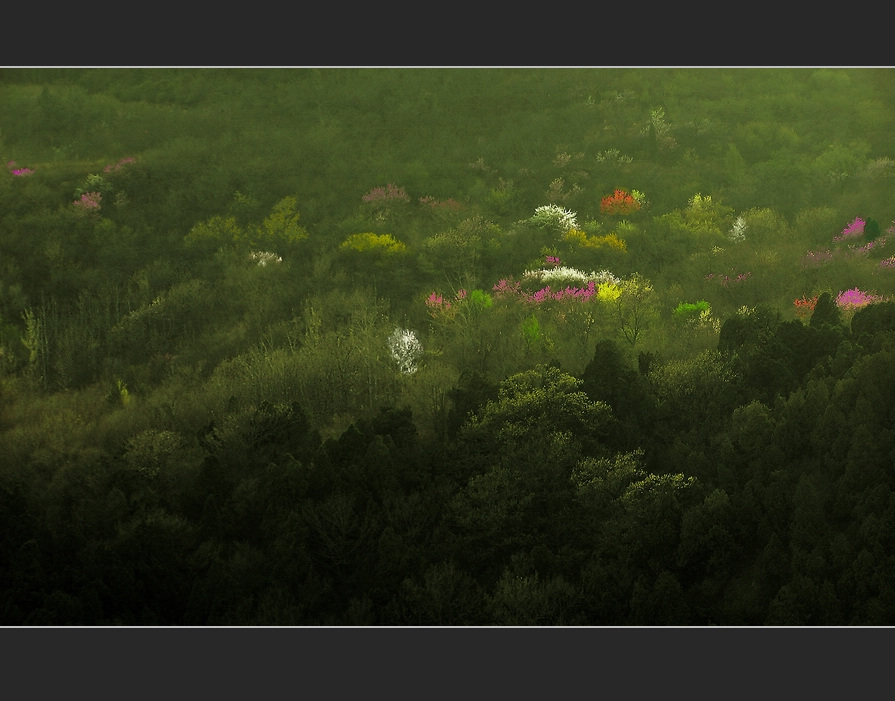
[
  {"x1": 705, "y1": 270, "x2": 752, "y2": 287},
  {"x1": 103, "y1": 156, "x2": 135, "y2": 173},
  {"x1": 6, "y1": 160, "x2": 33, "y2": 176},
  {"x1": 73, "y1": 191, "x2": 102, "y2": 212},
  {"x1": 493, "y1": 277, "x2": 605, "y2": 305},
  {"x1": 836, "y1": 287, "x2": 886, "y2": 311},
  {"x1": 545, "y1": 255, "x2": 561, "y2": 267},
  {"x1": 426, "y1": 289, "x2": 466, "y2": 314},
  {"x1": 525, "y1": 281, "x2": 599, "y2": 304},
  {"x1": 426, "y1": 291, "x2": 451, "y2": 313},
  {"x1": 362, "y1": 183, "x2": 409, "y2": 204},
  {"x1": 833, "y1": 217, "x2": 865, "y2": 242},
  {"x1": 493, "y1": 278, "x2": 523, "y2": 298}
]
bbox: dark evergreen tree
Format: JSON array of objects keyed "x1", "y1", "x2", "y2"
[
  {"x1": 810, "y1": 291, "x2": 844, "y2": 330},
  {"x1": 581, "y1": 339, "x2": 653, "y2": 449}
]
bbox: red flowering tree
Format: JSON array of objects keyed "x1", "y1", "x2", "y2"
[
  {"x1": 793, "y1": 295, "x2": 818, "y2": 319},
  {"x1": 600, "y1": 189, "x2": 642, "y2": 216}
]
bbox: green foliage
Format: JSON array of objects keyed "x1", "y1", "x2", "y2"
[
  {"x1": 116, "y1": 379, "x2": 132, "y2": 407},
  {"x1": 184, "y1": 214, "x2": 244, "y2": 250},
  {"x1": 21, "y1": 307, "x2": 46, "y2": 375},
  {"x1": 648, "y1": 349, "x2": 740, "y2": 438},
  {"x1": 520, "y1": 313, "x2": 542, "y2": 348},
  {"x1": 123, "y1": 428, "x2": 186, "y2": 478},
  {"x1": 339, "y1": 233, "x2": 407, "y2": 257},
  {"x1": 254, "y1": 196, "x2": 308, "y2": 247},
  {"x1": 4, "y1": 68, "x2": 895, "y2": 624},
  {"x1": 615, "y1": 273, "x2": 657, "y2": 346},
  {"x1": 739, "y1": 207, "x2": 793, "y2": 245},
  {"x1": 571, "y1": 449, "x2": 647, "y2": 506},
  {"x1": 74, "y1": 173, "x2": 111, "y2": 198},
  {"x1": 418, "y1": 220, "x2": 484, "y2": 288},
  {"x1": 460, "y1": 364, "x2": 614, "y2": 462},
  {"x1": 110, "y1": 278, "x2": 215, "y2": 362},
  {"x1": 184, "y1": 197, "x2": 308, "y2": 254},
  {"x1": 467, "y1": 289, "x2": 492, "y2": 309},
  {"x1": 809, "y1": 291, "x2": 843, "y2": 329},
  {"x1": 673, "y1": 300, "x2": 711, "y2": 323},
  {"x1": 850, "y1": 300, "x2": 895, "y2": 346},
  {"x1": 201, "y1": 400, "x2": 320, "y2": 474},
  {"x1": 581, "y1": 339, "x2": 653, "y2": 448},
  {"x1": 657, "y1": 193, "x2": 734, "y2": 246},
  {"x1": 813, "y1": 141, "x2": 870, "y2": 184},
  {"x1": 723, "y1": 143, "x2": 747, "y2": 186}
]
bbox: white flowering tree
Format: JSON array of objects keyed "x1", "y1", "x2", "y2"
[
  {"x1": 528, "y1": 204, "x2": 578, "y2": 233},
  {"x1": 388, "y1": 327, "x2": 423, "y2": 375},
  {"x1": 728, "y1": 216, "x2": 747, "y2": 243}
]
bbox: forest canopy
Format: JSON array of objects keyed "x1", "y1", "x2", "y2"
[{"x1": 2, "y1": 67, "x2": 895, "y2": 625}]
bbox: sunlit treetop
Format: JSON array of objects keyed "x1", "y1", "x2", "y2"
[
  {"x1": 339, "y1": 232, "x2": 407, "y2": 255},
  {"x1": 184, "y1": 196, "x2": 308, "y2": 252},
  {"x1": 528, "y1": 204, "x2": 578, "y2": 232},
  {"x1": 255, "y1": 196, "x2": 308, "y2": 246},
  {"x1": 600, "y1": 189, "x2": 642, "y2": 216}
]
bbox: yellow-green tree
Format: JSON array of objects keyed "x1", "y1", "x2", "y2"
[
  {"x1": 184, "y1": 196, "x2": 308, "y2": 254},
  {"x1": 337, "y1": 233, "x2": 410, "y2": 284},
  {"x1": 339, "y1": 233, "x2": 407, "y2": 260},
  {"x1": 253, "y1": 196, "x2": 308, "y2": 248},
  {"x1": 657, "y1": 193, "x2": 734, "y2": 248}
]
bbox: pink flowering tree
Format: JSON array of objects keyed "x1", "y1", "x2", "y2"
[
  {"x1": 6, "y1": 161, "x2": 34, "y2": 177},
  {"x1": 835, "y1": 287, "x2": 887, "y2": 318},
  {"x1": 833, "y1": 217, "x2": 865, "y2": 243},
  {"x1": 492, "y1": 259, "x2": 623, "y2": 360},
  {"x1": 362, "y1": 183, "x2": 410, "y2": 222},
  {"x1": 73, "y1": 191, "x2": 102, "y2": 213}
]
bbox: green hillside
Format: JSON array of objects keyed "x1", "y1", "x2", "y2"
[{"x1": 2, "y1": 67, "x2": 895, "y2": 625}]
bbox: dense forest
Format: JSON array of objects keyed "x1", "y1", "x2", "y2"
[{"x1": 2, "y1": 67, "x2": 895, "y2": 625}]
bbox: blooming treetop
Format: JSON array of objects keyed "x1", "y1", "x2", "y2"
[
  {"x1": 73, "y1": 192, "x2": 102, "y2": 212},
  {"x1": 835, "y1": 287, "x2": 886, "y2": 313},
  {"x1": 728, "y1": 216, "x2": 747, "y2": 243},
  {"x1": 600, "y1": 189, "x2": 643, "y2": 216},
  {"x1": 250, "y1": 251, "x2": 283, "y2": 267},
  {"x1": 388, "y1": 327, "x2": 423, "y2": 375},
  {"x1": 793, "y1": 295, "x2": 818, "y2": 318},
  {"x1": 833, "y1": 217, "x2": 865, "y2": 242},
  {"x1": 529, "y1": 204, "x2": 578, "y2": 232},
  {"x1": 523, "y1": 264, "x2": 620, "y2": 287}
]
